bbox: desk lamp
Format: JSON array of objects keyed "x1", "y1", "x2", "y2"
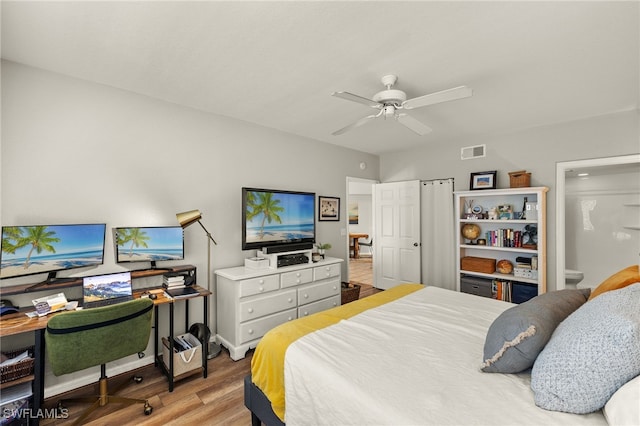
[{"x1": 176, "y1": 209, "x2": 221, "y2": 358}]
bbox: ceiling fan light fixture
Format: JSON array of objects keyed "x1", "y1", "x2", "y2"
[{"x1": 383, "y1": 105, "x2": 395, "y2": 117}]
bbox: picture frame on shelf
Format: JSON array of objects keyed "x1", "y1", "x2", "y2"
[
  {"x1": 470, "y1": 171, "x2": 497, "y2": 190},
  {"x1": 319, "y1": 196, "x2": 340, "y2": 221}
]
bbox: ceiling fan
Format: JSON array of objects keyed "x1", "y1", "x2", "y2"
[{"x1": 331, "y1": 75, "x2": 472, "y2": 136}]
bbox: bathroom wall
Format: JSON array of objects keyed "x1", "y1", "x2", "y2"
[{"x1": 565, "y1": 167, "x2": 640, "y2": 288}]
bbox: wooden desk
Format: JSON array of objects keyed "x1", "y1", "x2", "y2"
[
  {"x1": 349, "y1": 233, "x2": 369, "y2": 259},
  {"x1": 0, "y1": 273, "x2": 210, "y2": 422}
]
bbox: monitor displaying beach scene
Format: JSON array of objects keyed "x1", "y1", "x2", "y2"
[
  {"x1": 114, "y1": 226, "x2": 184, "y2": 263},
  {"x1": 243, "y1": 188, "x2": 315, "y2": 249},
  {"x1": 0, "y1": 223, "x2": 106, "y2": 279}
]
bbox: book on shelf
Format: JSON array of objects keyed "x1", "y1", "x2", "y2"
[
  {"x1": 492, "y1": 279, "x2": 512, "y2": 302},
  {"x1": 162, "y1": 281, "x2": 185, "y2": 289},
  {"x1": 163, "y1": 274, "x2": 186, "y2": 288}
]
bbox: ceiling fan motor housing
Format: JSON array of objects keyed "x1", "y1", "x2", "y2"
[{"x1": 373, "y1": 89, "x2": 407, "y2": 106}]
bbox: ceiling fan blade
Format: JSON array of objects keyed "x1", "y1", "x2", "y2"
[
  {"x1": 402, "y1": 86, "x2": 473, "y2": 110},
  {"x1": 332, "y1": 91, "x2": 383, "y2": 109},
  {"x1": 332, "y1": 114, "x2": 379, "y2": 136},
  {"x1": 396, "y1": 113, "x2": 432, "y2": 135}
]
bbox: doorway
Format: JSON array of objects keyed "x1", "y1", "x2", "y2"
[
  {"x1": 347, "y1": 177, "x2": 377, "y2": 288},
  {"x1": 556, "y1": 154, "x2": 640, "y2": 290}
]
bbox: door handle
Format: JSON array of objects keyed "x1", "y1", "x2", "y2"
[{"x1": 413, "y1": 242, "x2": 419, "y2": 247}]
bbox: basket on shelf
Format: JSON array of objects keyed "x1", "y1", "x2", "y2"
[
  {"x1": 341, "y1": 282, "x2": 361, "y2": 305},
  {"x1": 508, "y1": 170, "x2": 531, "y2": 188},
  {"x1": 1, "y1": 346, "x2": 35, "y2": 384}
]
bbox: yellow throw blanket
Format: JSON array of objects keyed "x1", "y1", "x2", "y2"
[{"x1": 251, "y1": 283, "x2": 424, "y2": 421}]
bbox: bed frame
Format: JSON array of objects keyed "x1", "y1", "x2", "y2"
[{"x1": 244, "y1": 375, "x2": 285, "y2": 426}]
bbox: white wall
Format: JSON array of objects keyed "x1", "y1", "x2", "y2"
[
  {"x1": 380, "y1": 109, "x2": 640, "y2": 291},
  {"x1": 0, "y1": 60, "x2": 379, "y2": 395}
]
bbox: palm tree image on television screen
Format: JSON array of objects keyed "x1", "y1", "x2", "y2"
[
  {"x1": 115, "y1": 227, "x2": 184, "y2": 262},
  {"x1": 0, "y1": 224, "x2": 106, "y2": 279},
  {"x1": 245, "y1": 191, "x2": 315, "y2": 244}
]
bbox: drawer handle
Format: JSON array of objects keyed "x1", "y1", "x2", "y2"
[
  {"x1": 303, "y1": 311, "x2": 308, "y2": 316},
  {"x1": 258, "y1": 279, "x2": 264, "y2": 284},
  {"x1": 258, "y1": 286, "x2": 264, "y2": 292},
  {"x1": 332, "y1": 285, "x2": 337, "y2": 290},
  {"x1": 296, "y1": 279, "x2": 301, "y2": 284},
  {"x1": 248, "y1": 308, "x2": 254, "y2": 313},
  {"x1": 287, "y1": 316, "x2": 293, "y2": 321},
  {"x1": 287, "y1": 298, "x2": 293, "y2": 303},
  {"x1": 332, "y1": 302, "x2": 337, "y2": 306},
  {"x1": 304, "y1": 294, "x2": 309, "y2": 299},
  {"x1": 248, "y1": 329, "x2": 254, "y2": 335},
  {"x1": 296, "y1": 272, "x2": 301, "y2": 277}
]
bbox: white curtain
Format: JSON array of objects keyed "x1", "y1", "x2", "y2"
[{"x1": 421, "y1": 179, "x2": 456, "y2": 290}]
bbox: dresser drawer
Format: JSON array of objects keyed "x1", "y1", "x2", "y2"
[
  {"x1": 239, "y1": 308, "x2": 297, "y2": 344},
  {"x1": 281, "y1": 269, "x2": 313, "y2": 288},
  {"x1": 239, "y1": 275, "x2": 280, "y2": 297},
  {"x1": 239, "y1": 289, "x2": 297, "y2": 322},
  {"x1": 298, "y1": 278, "x2": 340, "y2": 305},
  {"x1": 298, "y1": 295, "x2": 340, "y2": 318},
  {"x1": 313, "y1": 264, "x2": 340, "y2": 281}
]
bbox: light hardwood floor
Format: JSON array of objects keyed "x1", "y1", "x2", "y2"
[
  {"x1": 349, "y1": 256, "x2": 372, "y2": 286},
  {"x1": 41, "y1": 349, "x2": 254, "y2": 425},
  {"x1": 40, "y1": 260, "x2": 380, "y2": 425}
]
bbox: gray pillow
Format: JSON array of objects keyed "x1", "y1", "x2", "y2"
[
  {"x1": 531, "y1": 283, "x2": 640, "y2": 414},
  {"x1": 481, "y1": 288, "x2": 590, "y2": 373}
]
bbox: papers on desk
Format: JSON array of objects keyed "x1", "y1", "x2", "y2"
[{"x1": 31, "y1": 293, "x2": 68, "y2": 316}]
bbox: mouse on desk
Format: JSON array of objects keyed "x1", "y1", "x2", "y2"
[
  {"x1": 0, "y1": 299, "x2": 19, "y2": 316},
  {"x1": 148, "y1": 293, "x2": 157, "y2": 300}
]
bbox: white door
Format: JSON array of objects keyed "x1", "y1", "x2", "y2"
[{"x1": 373, "y1": 180, "x2": 421, "y2": 289}]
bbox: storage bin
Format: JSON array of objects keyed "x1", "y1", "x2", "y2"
[
  {"x1": 0, "y1": 346, "x2": 35, "y2": 384},
  {"x1": 512, "y1": 282, "x2": 538, "y2": 304},
  {"x1": 508, "y1": 171, "x2": 531, "y2": 188},
  {"x1": 162, "y1": 333, "x2": 202, "y2": 377},
  {"x1": 341, "y1": 282, "x2": 360, "y2": 304},
  {"x1": 460, "y1": 276, "x2": 493, "y2": 298},
  {"x1": 461, "y1": 257, "x2": 496, "y2": 274}
]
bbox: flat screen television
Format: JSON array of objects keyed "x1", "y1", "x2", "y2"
[
  {"x1": 114, "y1": 226, "x2": 184, "y2": 268},
  {"x1": 242, "y1": 187, "x2": 316, "y2": 251},
  {"x1": 0, "y1": 223, "x2": 107, "y2": 283}
]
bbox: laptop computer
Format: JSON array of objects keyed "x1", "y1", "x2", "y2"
[
  {"x1": 82, "y1": 271, "x2": 134, "y2": 309},
  {"x1": 165, "y1": 286, "x2": 198, "y2": 299}
]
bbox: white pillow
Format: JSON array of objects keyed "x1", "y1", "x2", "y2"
[{"x1": 604, "y1": 375, "x2": 640, "y2": 426}]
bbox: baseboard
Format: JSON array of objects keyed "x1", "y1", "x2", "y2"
[{"x1": 44, "y1": 355, "x2": 155, "y2": 399}]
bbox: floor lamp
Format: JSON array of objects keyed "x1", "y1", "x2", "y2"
[{"x1": 176, "y1": 209, "x2": 222, "y2": 358}]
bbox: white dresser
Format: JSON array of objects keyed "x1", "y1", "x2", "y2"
[{"x1": 214, "y1": 257, "x2": 343, "y2": 360}]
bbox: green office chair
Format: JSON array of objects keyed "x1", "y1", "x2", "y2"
[{"x1": 45, "y1": 298, "x2": 154, "y2": 425}]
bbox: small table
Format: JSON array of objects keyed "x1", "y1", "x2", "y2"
[{"x1": 349, "y1": 233, "x2": 369, "y2": 259}]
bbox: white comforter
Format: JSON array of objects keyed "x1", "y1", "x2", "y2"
[{"x1": 284, "y1": 286, "x2": 606, "y2": 425}]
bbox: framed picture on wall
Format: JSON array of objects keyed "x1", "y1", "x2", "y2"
[
  {"x1": 470, "y1": 171, "x2": 497, "y2": 190},
  {"x1": 319, "y1": 196, "x2": 340, "y2": 221},
  {"x1": 348, "y1": 201, "x2": 359, "y2": 224}
]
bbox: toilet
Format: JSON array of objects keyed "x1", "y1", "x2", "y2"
[{"x1": 565, "y1": 269, "x2": 584, "y2": 286}]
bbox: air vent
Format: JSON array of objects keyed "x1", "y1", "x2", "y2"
[{"x1": 461, "y1": 144, "x2": 486, "y2": 160}]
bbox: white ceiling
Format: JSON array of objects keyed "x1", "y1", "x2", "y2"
[{"x1": 2, "y1": 1, "x2": 638, "y2": 155}]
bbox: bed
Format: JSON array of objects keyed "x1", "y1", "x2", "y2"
[{"x1": 244, "y1": 268, "x2": 640, "y2": 426}]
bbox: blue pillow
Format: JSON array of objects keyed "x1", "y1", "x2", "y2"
[{"x1": 531, "y1": 283, "x2": 640, "y2": 414}]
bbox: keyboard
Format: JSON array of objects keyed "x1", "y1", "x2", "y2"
[{"x1": 84, "y1": 296, "x2": 133, "y2": 309}]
